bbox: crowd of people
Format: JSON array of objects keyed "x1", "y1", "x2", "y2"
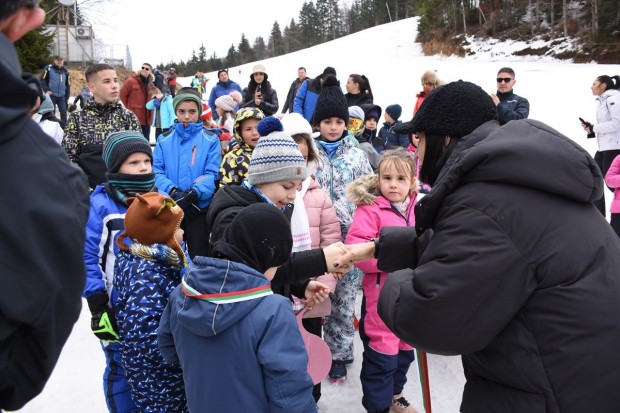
[{"x1": 2, "y1": 2, "x2": 620, "y2": 412}]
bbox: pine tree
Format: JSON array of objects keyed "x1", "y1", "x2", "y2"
[{"x1": 15, "y1": 26, "x2": 55, "y2": 74}]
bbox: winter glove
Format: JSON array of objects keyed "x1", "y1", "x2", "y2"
[
  {"x1": 152, "y1": 97, "x2": 161, "y2": 109},
  {"x1": 171, "y1": 188, "x2": 200, "y2": 218},
  {"x1": 86, "y1": 292, "x2": 119, "y2": 341}
]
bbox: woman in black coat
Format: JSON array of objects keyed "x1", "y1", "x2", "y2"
[
  {"x1": 240, "y1": 63, "x2": 279, "y2": 116},
  {"x1": 339, "y1": 81, "x2": 620, "y2": 413}
]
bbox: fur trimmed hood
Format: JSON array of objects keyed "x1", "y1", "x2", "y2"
[{"x1": 346, "y1": 174, "x2": 380, "y2": 206}]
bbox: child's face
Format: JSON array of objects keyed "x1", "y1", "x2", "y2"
[
  {"x1": 365, "y1": 118, "x2": 377, "y2": 131},
  {"x1": 319, "y1": 117, "x2": 346, "y2": 142},
  {"x1": 118, "y1": 152, "x2": 152, "y2": 174},
  {"x1": 89, "y1": 69, "x2": 119, "y2": 104},
  {"x1": 240, "y1": 118, "x2": 260, "y2": 147},
  {"x1": 176, "y1": 101, "x2": 200, "y2": 124},
  {"x1": 297, "y1": 140, "x2": 309, "y2": 164},
  {"x1": 384, "y1": 113, "x2": 394, "y2": 123},
  {"x1": 379, "y1": 161, "x2": 414, "y2": 203},
  {"x1": 256, "y1": 179, "x2": 302, "y2": 208}
]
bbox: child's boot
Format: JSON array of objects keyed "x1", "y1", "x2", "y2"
[
  {"x1": 390, "y1": 392, "x2": 419, "y2": 413},
  {"x1": 328, "y1": 360, "x2": 347, "y2": 382}
]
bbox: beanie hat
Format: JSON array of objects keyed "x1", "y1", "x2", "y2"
[
  {"x1": 409, "y1": 80, "x2": 497, "y2": 138},
  {"x1": 312, "y1": 75, "x2": 349, "y2": 126},
  {"x1": 280, "y1": 112, "x2": 313, "y2": 138},
  {"x1": 247, "y1": 117, "x2": 308, "y2": 186},
  {"x1": 385, "y1": 104, "x2": 402, "y2": 121},
  {"x1": 215, "y1": 95, "x2": 236, "y2": 112},
  {"x1": 214, "y1": 203, "x2": 293, "y2": 273},
  {"x1": 173, "y1": 92, "x2": 202, "y2": 113},
  {"x1": 421, "y1": 69, "x2": 443, "y2": 86},
  {"x1": 122, "y1": 192, "x2": 185, "y2": 260},
  {"x1": 37, "y1": 94, "x2": 55, "y2": 115},
  {"x1": 200, "y1": 102, "x2": 212, "y2": 121},
  {"x1": 229, "y1": 91, "x2": 243, "y2": 104},
  {"x1": 321, "y1": 66, "x2": 337, "y2": 79},
  {"x1": 252, "y1": 64, "x2": 267, "y2": 75},
  {"x1": 103, "y1": 130, "x2": 152, "y2": 173}
]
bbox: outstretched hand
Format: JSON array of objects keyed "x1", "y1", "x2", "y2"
[
  {"x1": 302, "y1": 280, "x2": 331, "y2": 309},
  {"x1": 333, "y1": 241, "x2": 376, "y2": 269},
  {"x1": 323, "y1": 242, "x2": 353, "y2": 274}
]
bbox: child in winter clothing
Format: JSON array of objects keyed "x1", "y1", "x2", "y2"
[
  {"x1": 378, "y1": 104, "x2": 409, "y2": 150},
  {"x1": 359, "y1": 103, "x2": 384, "y2": 154},
  {"x1": 605, "y1": 153, "x2": 620, "y2": 238},
  {"x1": 84, "y1": 130, "x2": 155, "y2": 413},
  {"x1": 312, "y1": 75, "x2": 374, "y2": 382},
  {"x1": 153, "y1": 89, "x2": 222, "y2": 258},
  {"x1": 346, "y1": 148, "x2": 420, "y2": 413},
  {"x1": 146, "y1": 87, "x2": 175, "y2": 140},
  {"x1": 34, "y1": 95, "x2": 64, "y2": 145},
  {"x1": 218, "y1": 106, "x2": 265, "y2": 186},
  {"x1": 348, "y1": 105, "x2": 380, "y2": 171},
  {"x1": 159, "y1": 203, "x2": 317, "y2": 412},
  {"x1": 114, "y1": 192, "x2": 188, "y2": 412},
  {"x1": 63, "y1": 63, "x2": 142, "y2": 189}
]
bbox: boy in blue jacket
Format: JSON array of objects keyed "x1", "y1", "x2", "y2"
[
  {"x1": 83, "y1": 130, "x2": 155, "y2": 413},
  {"x1": 153, "y1": 88, "x2": 222, "y2": 258}
]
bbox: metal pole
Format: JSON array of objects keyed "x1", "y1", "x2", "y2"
[
  {"x1": 73, "y1": 0, "x2": 78, "y2": 28},
  {"x1": 385, "y1": 2, "x2": 392, "y2": 22}
]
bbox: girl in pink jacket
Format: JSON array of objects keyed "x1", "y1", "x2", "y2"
[
  {"x1": 346, "y1": 148, "x2": 420, "y2": 413},
  {"x1": 605, "y1": 153, "x2": 620, "y2": 237}
]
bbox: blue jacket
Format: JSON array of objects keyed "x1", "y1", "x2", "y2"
[
  {"x1": 293, "y1": 78, "x2": 321, "y2": 123},
  {"x1": 83, "y1": 184, "x2": 126, "y2": 299},
  {"x1": 378, "y1": 120, "x2": 410, "y2": 151},
  {"x1": 153, "y1": 122, "x2": 222, "y2": 208},
  {"x1": 159, "y1": 256, "x2": 317, "y2": 412},
  {"x1": 496, "y1": 90, "x2": 529, "y2": 125},
  {"x1": 208, "y1": 80, "x2": 242, "y2": 121},
  {"x1": 114, "y1": 241, "x2": 186, "y2": 412},
  {"x1": 40, "y1": 63, "x2": 70, "y2": 99},
  {"x1": 146, "y1": 93, "x2": 175, "y2": 129}
]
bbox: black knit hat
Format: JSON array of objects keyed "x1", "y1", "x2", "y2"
[
  {"x1": 312, "y1": 75, "x2": 349, "y2": 126},
  {"x1": 103, "y1": 131, "x2": 153, "y2": 173},
  {"x1": 407, "y1": 80, "x2": 497, "y2": 138},
  {"x1": 321, "y1": 66, "x2": 337, "y2": 78}
]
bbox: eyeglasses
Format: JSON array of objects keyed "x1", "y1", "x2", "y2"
[
  {"x1": 142, "y1": 67, "x2": 151, "y2": 71},
  {"x1": 497, "y1": 77, "x2": 513, "y2": 83}
]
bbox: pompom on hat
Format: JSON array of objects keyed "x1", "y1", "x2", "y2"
[
  {"x1": 311, "y1": 74, "x2": 349, "y2": 126},
  {"x1": 247, "y1": 117, "x2": 308, "y2": 186},
  {"x1": 403, "y1": 80, "x2": 498, "y2": 138},
  {"x1": 229, "y1": 91, "x2": 243, "y2": 104},
  {"x1": 103, "y1": 130, "x2": 152, "y2": 173}
]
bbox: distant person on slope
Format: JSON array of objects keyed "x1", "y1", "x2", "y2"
[
  {"x1": 489, "y1": 66, "x2": 529, "y2": 125},
  {"x1": 294, "y1": 66, "x2": 337, "y2": 123},
  {"x1": 208, "y1": 68, "x2": 243, "y2": 121},
  {"x1": 283, "y1": 66, "x2": 307, "y2": 114}
]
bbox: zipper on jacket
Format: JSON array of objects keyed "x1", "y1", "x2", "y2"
[
  {"x1": 390, "y1": 204, "x2": 411, "y2": 226},
  {"x1": 191, "y1": 145, "x2": 197, "y2": 166}
]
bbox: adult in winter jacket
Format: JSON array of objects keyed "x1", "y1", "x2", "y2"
[
  {"x1": 294, "y1": 66, "x2": 337, "y2": 123},
  {"x1": 63, "y1": 63, "x2": 142, "y2": 189},
  {"x1": 582, "y1": 74, "x2": 620, "y2": 216},
  {"x1": 282, "y1": 67, "x2": 307, "y2": 113},
  {"x1": 40, "y1": 55, "x2": 70, "y2": 124},
  {"x1": 339, "y1": 80, "x2": 620, "y2": 413},
  {"x1": 240, "y1": 63, "x2": 279, "y2": 116},
  {"x1": 208, "y1": 68, "x2": 243, "y2": 121},
  {"x1": 345, "y1": 73, "x2": 373, "y2": 107},
  {"x1": 120, "y1": 64, "x2": 155, "y2": 138},
  {"x1": 489, "y1": 66, "x2": 529, "y2": 125},
  {"x1": 0, "y1": 4, "x2": 89, "y2": 409}
]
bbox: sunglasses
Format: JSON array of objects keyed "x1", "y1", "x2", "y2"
[
  {"x1": 142, "y1": 67, "x2": 151, "y2": 71},
  {"x1": 497, "y1": 77, "x2": 512, "y2": 83}
]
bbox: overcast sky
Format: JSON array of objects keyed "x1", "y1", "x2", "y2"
[{"x1": 81, "y1": 0, "x2": 323, "y2": 70}]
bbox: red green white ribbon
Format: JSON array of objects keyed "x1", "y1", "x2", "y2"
[{"x1": 182, "y1": 279, "x2": 272, "y2": 304}]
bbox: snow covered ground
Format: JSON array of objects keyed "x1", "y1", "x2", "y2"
[{"x1": 13, "y1": 16, "x2": 617, "y2": 413}]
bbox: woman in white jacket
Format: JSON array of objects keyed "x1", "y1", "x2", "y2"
[{"x1": 583, "y1": 74, "x2": 620, "y2": 215}]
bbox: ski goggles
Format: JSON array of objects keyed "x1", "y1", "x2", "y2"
[{"x1": 347, "y1": 117, "x2": 364, "y2": 135}]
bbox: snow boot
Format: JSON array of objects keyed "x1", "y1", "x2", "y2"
[
  {"x1": 390, "y1": 392, "x2": 419, "y2": 413},
  {"x1": 328, "y1": 360, "x2": 347, "y2": 382}
]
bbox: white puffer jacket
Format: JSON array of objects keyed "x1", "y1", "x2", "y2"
[{"x1": 594, "y1": 89, "x2": 620, "y2": 151}]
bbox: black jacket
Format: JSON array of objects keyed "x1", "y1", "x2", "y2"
[
  {"x1": 0, "y1": 34, "x2": 89, "y2": 410},
  {"x1": 207, "y1": 184, "x2": 326, "y2": 288},
  {"x1": 282, "y1": 77, "x2": 306, "y2": 113},
  {"x1": 377, "y1": 120, "x2": 620, "y2": 412},
  {"x1": 240, "y1": 78, "x2": 279, "y2": 116},
  {"x1": 345, "y1": 92, "x2": 373, "y2": 107}
]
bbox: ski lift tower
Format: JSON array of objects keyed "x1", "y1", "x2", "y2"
[{"x1": 43, "y1": 0, "x2": 95, "y2": 66}]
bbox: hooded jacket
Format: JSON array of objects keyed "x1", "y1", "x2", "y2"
[
  {"x1": 208, "y1": 79, "x2": 243, "y2": 121},
  {"x1": 376, "y1": 119, "x2": 620, "y2": 413},
  {"x1": 0, "y1": 33, "x2": 89, "y2": 410},
  {"x1": 593, "y1": 88, "x2": 620, "y2": 151},
  {"x1": 158, "y1": 256, "x2": 316, "y2": 412}
]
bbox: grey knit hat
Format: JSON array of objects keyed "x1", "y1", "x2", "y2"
[
  {"x1": 247, "y1": 117, "x2": 308, "y2": 186},
  {"x1": 103, "y1": 131, "x2": 152, "y2": 173},
  {"x1": 173, "y1": 92, "x2": 202, "y2": 113}
]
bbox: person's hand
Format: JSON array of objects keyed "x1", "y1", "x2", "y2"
[
  {"x1": 333, "y1": 241, "x2": 376, "y2": 269},
  {"x1": 302, "y1": 280, "x2": 331, "y2": 309},
  {"x1": 489, "y1": 93, "x2": 500, "y2": 106},
  {"x1": 323, "y1": 242, "x2": 353, "y2": 274},
  {"x1": 46, "y1": 90, "x2": 52, "y2": 96},
  {"x1": 175, "y1": 189, "x2": 200, "y2": 218},
  {"x1": 86, "y1": 292, "x2": 119, "y2": 341}
]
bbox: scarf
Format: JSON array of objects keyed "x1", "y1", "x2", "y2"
[
  {"x1": 391, "y1": 196, "x2": 411, "y2": 216},
  {"x1": 290, "y1": 176, "x2": 312, "y2": 253},
  {"x1": 317, "y1": 139, "x2": 343, "y2": 159},
  {"x1": 105, "y1": 172, "x2": 156, "y2": 204},
  {"x1": 129, "y1": 242, "x2": 185, "y2": 270},
  {"x1": 241, "y1": 180, "x2": 282, "y2": 211}
]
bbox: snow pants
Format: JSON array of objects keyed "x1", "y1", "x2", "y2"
[{"x1": 101, "y1": 341, "x2": 138, "y2": 413}]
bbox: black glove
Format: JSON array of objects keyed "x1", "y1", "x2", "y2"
[{"x1": 86, "y1": 292, "x2": 119, "y2": 341}]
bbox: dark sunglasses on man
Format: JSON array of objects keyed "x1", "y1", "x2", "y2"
[{"x1": 497, "y1": 77, "x2": 512, "y2": 83}]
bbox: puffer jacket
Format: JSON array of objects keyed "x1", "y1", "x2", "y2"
[
  {"x1": 378, "y1": 120, "x2": 409, "y2": 150},
  {"x1": 605, "y1": 153, "x2": 620, "y2": 213},
  {"x1": 158, "y1": 256, "x2": 316, "y2": 412},
  {"x1": 218, "y1": 141, "x2": 254, "y2": 187},
  {"x1": 240, "y1": 78, "x2": 279, "y2": 116},
  {"x1": 377, "y1": 119, "x2": 620, "y2": 413},
  {"x1": 293, "y1": 77, "x2": 322, "y2": 123},
  {"x1": 120, "y1": 74, "x2": 154, "y2": 125},
  {"x1": 153, "y1": 122, "x2": 221, "y2": 209},
  {"x1": 208, "y1": 80, "x2": 243, "y2": 121},
  {"x1": 594, "y1": 89, "x2": 620, "y2": 151},
  {"x1": 346, "y1": 175, "x2": 416, "y2": 354},
  {"x1": 302, "y1": 175, "x2": 341, "y2": 248}
]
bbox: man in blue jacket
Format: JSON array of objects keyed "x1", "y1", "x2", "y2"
[
  {"x1": 489, "y1": 66, "x2": 529, "y2": 125},
  {"x1": 40, "y1": 55, "x2": 71, "y2": 125}
]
